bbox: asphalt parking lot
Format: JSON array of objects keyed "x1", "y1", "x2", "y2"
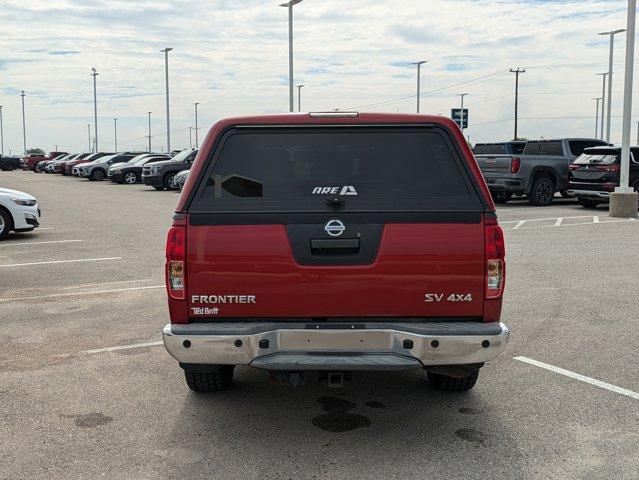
[{"x1": 0, "y1": 171, "x2": 637, "y2": 480}]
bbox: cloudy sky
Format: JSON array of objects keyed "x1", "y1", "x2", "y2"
[{"x1": 0, "y1": 0, "x2": 633, "y2": 154}]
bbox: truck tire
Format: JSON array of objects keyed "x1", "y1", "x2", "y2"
[
  {"x1": 491, "y1": 191, "x2": 512, "y2": 204},
  {"x1": 527, "y1": 176, "x2": 555, "y2": 206},
  {"x1": 427, "y1": 369, "x2": 479, "y2": 392},
  {"x1": 184, "y1": 365, "x2": 234, "y2": 393},
  {"x1": 578, "y1": 199, "x2": 600, "y2": 209}
]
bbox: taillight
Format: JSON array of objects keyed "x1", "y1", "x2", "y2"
[
  {"x1": 484, "y1": 219, "x2": 505, "y2": 299},
  {"x1": 568, "y1": 164, "x2": 580, "y2": 171},
  {"x1": 166, "y1": 226, "x2": 186, "y2": 300},
  {"x1": 510, "y1": 157, "x2": 521, "y2": 174},
  {"x1": 594, "y1": 164, "x2": 620, "y2": 172}
]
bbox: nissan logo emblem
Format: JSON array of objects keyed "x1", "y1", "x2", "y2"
[{"x1": 324, "y1": 219, "x2": 346, "y2": 237}]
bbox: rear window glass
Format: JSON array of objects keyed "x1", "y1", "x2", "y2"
[
  {"x1": 574, "y1": 153, "x2": 619, "y2": 165},
  {"x1": 524, "y1": 141, "x2": 563, "y2": 156},
  {"x1": 511, "y1": 143, "x2": 526, "y2": 154},
  {"x1": 473, "y1": 144, "x2": 506, "y2": 155},
  {"x1": 191, "y1": 128, "x2": 479, "y2": 212}
]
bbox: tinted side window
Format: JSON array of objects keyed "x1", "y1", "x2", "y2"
[
  {"x1": 191, "y1": 128, "x2": 481, "y2": 213},
  {"x1": 539, "y1": 142, "x2": 564, "y2": 155}
]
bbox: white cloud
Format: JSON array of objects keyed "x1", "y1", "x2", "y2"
[{"x1": 0, "y1": 0, "x2": 632, "y2": 153}]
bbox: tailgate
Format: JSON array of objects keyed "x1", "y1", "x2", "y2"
[
  {"x1": 184, "y1": 125, "x2": 487, "y2": 320},
  {"x1": 186, "y1": 217, "x2": 485, "y2": 318},
  {"x1": 475, "y1": 155, "x2": 512, "y2": 174}
]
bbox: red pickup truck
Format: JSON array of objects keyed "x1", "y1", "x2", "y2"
[{"x1": 162, "y1": 112, "x2": 508, "y2": 393}]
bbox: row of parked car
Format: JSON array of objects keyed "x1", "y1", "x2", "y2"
[
  {"x1": 472, "y1": 138, "x2": 639, "y2": 208},
  {"x1": 21, "y1": 149, "x2": 197, "y2": 190}
]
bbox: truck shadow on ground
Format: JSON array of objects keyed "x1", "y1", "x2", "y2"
[{"x1": 163, "y1": 367, "x2": 525, "y2": 478}]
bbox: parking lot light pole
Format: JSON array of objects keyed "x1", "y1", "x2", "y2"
[
  {"x1": 147, "y1": 112, "x2": 152, "y2": 153},
  {"x1": 21, "y1": 90, "x2": 26, "y2": 155},
  {"x1": 610, "y1": 0, "x2": 638, "y2": 218},
  {"x1": 295, "y1": 84, "x2": 304, "y2": 111},
  {"x1": 87, "y1": 124, "x2": 91, "y2": 153},
  {"x1": 459, "y1": 93, "x2": 468, "y2": 132},
  {"x1": 599, "y1": 28, "x2": 626, "y2": 142},
  {"x1": 91, "y1": 68, "x2": 99, "y2": 152},
  {"x1": 189, "y1": 127, "x2": 193, "y2": 149},
  {"x1": 509, "y1": 68, "x2": 525, "y2": 140},
  {"x1": 593, "y1": 97, "x2": 602, "y2": 138},
  {"x1": 194, "y1": 102, "x2": 199, "y2": 148},
  {"x1": 596, "y1": 72, "x2": 609, "y2": 139},
  {"x1": 114, "y1": 118, "x2": 118, "y2": 152},
  {"x1": 0, "y1": 105, "x2": 3, "y2": 156},
  {"x1": 280, "y1": 0, "x2": 303, "y2": 112},
  {"x1": 412, "y1": 61, "x2": 427, "y2": 113},
  {"x1": 162, "y1": 48, "x2": 173, "y2": 153}
]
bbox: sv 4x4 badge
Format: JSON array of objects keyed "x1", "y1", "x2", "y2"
[{"x1": 425, "y1": 293, "x2": 473, "y2": 302}]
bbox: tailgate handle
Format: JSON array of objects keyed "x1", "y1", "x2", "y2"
[{"x1": 310, "y1": 238, "x2": 360, "y2": 256}]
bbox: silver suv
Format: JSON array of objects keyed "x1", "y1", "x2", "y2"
[{"x1": 78, "y1": 153, "x2": 137, "y2": 181}]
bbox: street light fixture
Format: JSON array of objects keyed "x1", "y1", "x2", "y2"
[
  {"x1": 411, "y1": 61, "x2": 427, "y2": 113},
  {"x1": 161, "y1": 48, "x2": 173, "y2": 152},
  {"x1": 280, "y1": 0, "x2": 304, "y2": 112},
  {"x1": 194, "y1": 102, "x2": 199, "y2": 148},
  {"x1": 295, "y1": 84, "x2": 304, "y2": 111},
  {"x1": 596, "y1": 72, "x2": 609, "y2": 140},
  {"x1": 91, "y1": 68, "x2": 99, "y2": 151},
  {"x1": 598, "y1": 28, "x2": 626, "y2": 142}
]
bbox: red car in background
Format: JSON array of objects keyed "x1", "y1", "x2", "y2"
[
  {"x1": 63, "y1": 152, "x2": 112, "y2": 175},
  {"x1": 23, "y1": 151, "x2": 67, "y2": 171}
]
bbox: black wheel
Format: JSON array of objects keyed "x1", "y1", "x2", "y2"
[
  {"x1": 578, "y1": 198, "x2": 600, "y2": 209},
  {"x1": 527, "y1": 176, "x2": 556, "y2": 206},
  {"x1": 0, "y1": 208, "x2": 13, "y2": 240},
  {"x1": 428, "y1": 369, "x2": 479, "y2": 392},
  {"x1": 90, "y1": 169, "x2": 106, "y2": 181},
  {"x1": 491, "y1": 191, "x2": 512, "y2": 204},
  {"x1": 164, "y1": 172, "x2": 177, "y2": 190},
  {"x1": 184, "y1": 366, "x2": 234, "y2": 393},
  {"x1": 124, "y1": 171, "x2": 138, "y2": 184},
  {"x1": 560, "y1": 190, "x2": 574, "y2": 198}
]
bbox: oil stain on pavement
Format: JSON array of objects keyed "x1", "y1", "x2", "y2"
[
  {"x1": 312, "y1": 396, "x2": 371, "y2": 433},
  {"x1": 62, "y1": 412, "x2": 113, "y2": 428}
]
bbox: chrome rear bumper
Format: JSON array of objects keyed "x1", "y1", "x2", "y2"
[{"x1": 163, "y1": 322, "x2": 509, "y2": 371}]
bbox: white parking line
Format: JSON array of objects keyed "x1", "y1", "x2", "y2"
[
  {"x1": 501, "y1": 215, "x2": 593, "y2": 224},
  {"x1": 0, "y1": 257, "x2": 122, "y2": 267},
  {"x1": 80, "y1": 340, "x2": 163, "y2": 355},
  {"x1": 554, "y1": 217, "x2": 563, "y2": 227},
  {"x1": 512, "y1": 220, "x2": 526, "y2": 230},
  {"x1": 0, "y1": 239, "x2": 82, "y2": 247},
  {"x1": 0, "y1": 285, "x2": 164, "y2": 303},
  {"x1": 514, "y1": 357, "x2": 639, "y2": 401}
]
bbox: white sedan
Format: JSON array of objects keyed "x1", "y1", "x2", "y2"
[{"x1": 0, "y1": 187, "x2": 41, "y2": 240}]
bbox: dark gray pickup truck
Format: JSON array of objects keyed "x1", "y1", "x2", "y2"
[{"x1": 476, "y1": 138, "x2": 609, "y2": 205}]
